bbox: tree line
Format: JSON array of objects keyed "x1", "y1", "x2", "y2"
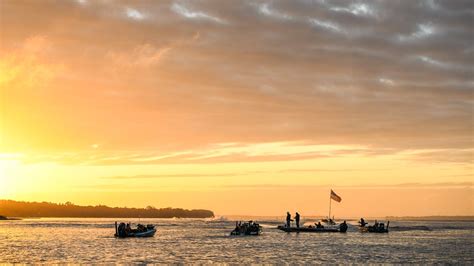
[{"x1": 0, "y1": 200, "x2": 214, "y2": 218}]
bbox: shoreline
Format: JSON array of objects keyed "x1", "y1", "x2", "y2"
[{"x1": 2, "y1": 216, "x2": 473, "y2": 222}]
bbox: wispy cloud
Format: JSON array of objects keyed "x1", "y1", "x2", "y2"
[
  {"x1": 125, "y1": 7, "x2": 145, "y2": 21},
  {"x1": 171, "y1": 2, "x2": 225, "y2": 24},
  {"x1": 100, "y1": 173, "x2": 242, "y2": 179},
  {"x1": 255, "y1": 2, "x2": 292, "y2": 20},
  {"x1": 398, "y1": 23, "x2": 437, "y2": 42},
  {"x1": 219, "y1": 182, "x2": 473, "y2": 190},
  {"x1": 307, "y1": 18, "x2": 345, "y2": 34},
  {"x1": 106, "y1": 44, "x2": 172, "y2": 68},
  {"x1": 329, "y1": 3, "x2": 377, "y2": 18}
]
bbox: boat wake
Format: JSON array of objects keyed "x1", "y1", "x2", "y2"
[
  {"x1": 205, "y1": 216, "x2": 228, "y2": 222},
  {"x1": 389, "y1": 226, "x2": 431, "y2": 231}
]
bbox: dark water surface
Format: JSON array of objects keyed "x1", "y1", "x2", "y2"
[{"x1": 1, "y1": 218, "x2": 472, "y2": 263}]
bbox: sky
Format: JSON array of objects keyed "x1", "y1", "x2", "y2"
[{"x1": 0, "y1": 0, "x2": 473, "y2": 217}]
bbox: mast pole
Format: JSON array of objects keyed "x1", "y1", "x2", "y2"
[{"x1": 328, "y1": 191, "x2": 332, "y2": 221}]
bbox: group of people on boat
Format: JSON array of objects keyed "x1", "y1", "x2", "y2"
[
  {"x1": 231, "y1": 221, "x2": 262, "y2": 235},
  {"x1": 116, "y1": 222, "x2": 155, "y2": 237},
  {"x1": 283, "y1": 212, "x2": 348, "y2": 232},
  {"x1": 359, "y1": 218, "x2": 389, "y2": 233}
]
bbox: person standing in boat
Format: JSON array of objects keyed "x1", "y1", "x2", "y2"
[
  {"x1": 339, "y1": 220, "x2": 348, "y2": 232},
  {"x1": 125, "y1": 223, "x2": 132, "y2": 235},
  {"x1": 294, "y1": 212, "x2": 300, "y2": 228},
  {"x1": 286, "y1": 212, "x2": 292, "y2": 228}
]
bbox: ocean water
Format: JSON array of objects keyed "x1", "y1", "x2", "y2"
[{"x1": 0, "y1": 218, "x2": 472, "y2": 264}]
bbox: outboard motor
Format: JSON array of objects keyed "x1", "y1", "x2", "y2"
[
  {"x1": 339, "y1": 222, "x2": 348, "y2": 233},
  {"x1": 118, "y1": 222, "x2": 126, "y2": 237}
]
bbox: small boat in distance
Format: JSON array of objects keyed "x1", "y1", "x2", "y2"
[
  {"x1": 230, "y1": 221, "x2": 262, "y2": 236},
  {"x1": 115, "y1": 222, "x2": 157, "y2": 238},
  {"x1": 0, "y1": 215, "x2": 21, "y2": 220},
  {"x1": 358, "y1": 218, "x2": 389, "y2": 233}
]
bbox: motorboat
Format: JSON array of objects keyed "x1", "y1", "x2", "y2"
[
  {"x1": 359, "y1": 219, "x2": 389, "y2": 233},
  {"x1": 278, "y1": 221, "x2": 348, "y2": 233},
  {"x1": 230, "y1": 221, "x2": 262, "y2": 236},
  {"x1": 277, "y1": 226, "x2": 340, "y2": 233},
  {"x1": 115, "y1": 222, "x2": 157, "y2": 238}
]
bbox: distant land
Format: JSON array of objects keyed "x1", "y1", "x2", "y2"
[
  {"x1": 0, "y1": 200, "x2": 214, "y2": 218},
  {"x1": 222, "y1": 215, "x2": 474, "y2": 221},
  {"x1": 385, "y1": 216, "x2": 474, "y2": 221}
]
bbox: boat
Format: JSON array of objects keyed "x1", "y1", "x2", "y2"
[
  {"x1": 277, "y1": 190, "x2": 348, "y2": 233},
  {"x1": 277, "y1": 225, "x2": 341, "y2": 233},
  {"x1": 115, "y1": 222, "x2": 157, "y2": 238},
  {"x1": 0, "y1": 215, "x2": 21, "y2": 221},
  {"x1": 230, "y1": 221, "x2": 262, "y2": 236},
  {"x1": 359, "y1": 219, "x2": 389, "y2": 233},
  {"x1": 278, "y1": 221, "x2": 348, "y2": 233}
]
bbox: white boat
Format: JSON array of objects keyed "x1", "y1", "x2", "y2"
[{"x1": 115, "y1": 222, "x2": 157, "y2": 238}]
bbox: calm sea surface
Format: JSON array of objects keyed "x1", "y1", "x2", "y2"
[{"x1": 0, "y1": 218, "x2": 472, "y2": 264}]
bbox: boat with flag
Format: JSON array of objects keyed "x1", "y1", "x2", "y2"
[{"x1": 277, "y1": 189, "x2": 348, "y2": 233}]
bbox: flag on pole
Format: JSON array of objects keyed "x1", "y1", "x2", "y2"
[{"x1": 330, "y1": 190, "x2": 342, "y2": 202}]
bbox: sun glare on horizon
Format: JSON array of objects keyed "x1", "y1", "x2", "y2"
[{"x1": 0, "y1": 0, "x2": 472, "y2": 217}]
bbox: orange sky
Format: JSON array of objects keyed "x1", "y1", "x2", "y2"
[{"x1": 0, "y1": 0, "x2": 472, "y2": 216}]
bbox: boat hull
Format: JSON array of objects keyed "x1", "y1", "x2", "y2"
[
  {"x1": 230, "y1": 231, "x2": 261, "y2": 236},
  {"x1": 115, "y1": 228, "x2": 157, "y2": 238},
  {"x1": 277, "y1": 226, "x2": 340, "y2": 233},
  {"x1": 359, "y1": 226, "x2": 389, "y2": 233}
]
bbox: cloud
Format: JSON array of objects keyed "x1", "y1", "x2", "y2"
[
  {"x1": 125, "y1": 7, "x2": 145, "y2": 20},
  {"x1": 398, "y1": 23, "x2": 437, "y2": 42},
  {"x1": 329, "y1": 3, "x2": 377, "y2": 18},
  {"x1": 378, "y1": 78, "x2": 395, "y2": 86},
  {"x1": 307, "y1": 18, "x2": 345, "y2": 34},
  {"x1": 171, "y1": 2, "x2": 225, "y2": 24},
  {"x1": 13, "y1": 142, "x2": 368, "y2": 165},
  {"x1": 219, "y1": 182, "x2": 473, "y2": 190},
  {"x1": 1, "y1": 0, "x2": 472, "y2": 165},
  {"x1": 106, "y1": 44, "x2": 172, "y2": 68},
  {"x1": 0, "y1": 36, "x2": 63, "y2": 88},
  {"x1": 255, "y1": 2, "x2": 292, "y2": 20},
  {"x1": 100, "y1": 173, "x2": 242, "y2": 179}
]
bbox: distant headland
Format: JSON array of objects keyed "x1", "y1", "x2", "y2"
[{"x1": 0, "y1": 200, "x2": 214, "y2": 218}]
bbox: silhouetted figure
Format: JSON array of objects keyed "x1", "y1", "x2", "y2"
[
  {"x1": 374, "y1": 220, "x2": 379, "y2": 228},
  {"x1": 126, "y1": 223, "x2": 131, "y2": 234},
  {"x1": 359, "y1": 218, "x2": 367, "y2": 227},
  {"x1": 339, "y1": 220, "x2": 348, "y2": 232},
  {"x1": 294, "y1": 212, "x2": 300, "y2": 228},
  {"x1": 316, "y1": 222, "x2": 324, "y2": 229},
  {"x1": 286, "y1": 212, "x2": 292, "y2": 228},
  {"x1": 117, "y1": 222, "x2": 126, "y2": 237},
  {"x1": 379, "y1": 223, "x2": 385, "y2": 230}
]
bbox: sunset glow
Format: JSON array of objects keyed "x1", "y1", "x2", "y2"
[{"x1": 1, "y1": 0, "x2": 472, "y2": 216}]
